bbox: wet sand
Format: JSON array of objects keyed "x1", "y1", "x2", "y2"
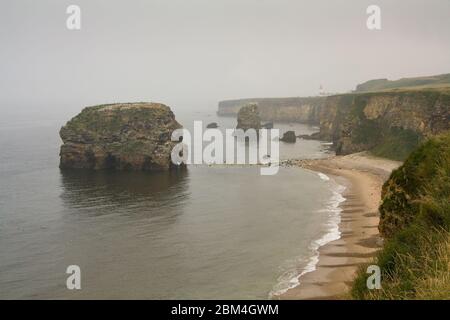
[{"x1": 277, "y1": 152, "x2": 401, "y2": 299}]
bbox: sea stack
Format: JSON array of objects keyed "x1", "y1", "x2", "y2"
[
  {"x1": 236, "y1": 103, "x2": 262, "y2": 131},
  {"x1": 280, "y1": 131, "x2": 296, "y2": 143},
  {"x1": 59, "y1": 102, "x2": 183, "y2": 171}
]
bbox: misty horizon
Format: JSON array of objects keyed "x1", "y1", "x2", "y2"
[{"x1": 1, "y1": 0, "x2": 450, "y2": 110}]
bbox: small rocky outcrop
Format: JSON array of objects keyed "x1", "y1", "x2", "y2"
[
  {"x1": 280, "y1": 131, "x2": 296, "y2": 143},
  {"x1": 262, "y1": 122, "x2": 274, "y2": 129},
  {"x1": 236, "y1": 103, "x2": 261, "y2": 131},
  {"x1": 206, "y1": 122, "x2": 219, "y2": 128},
  {"x1": 59, "y1": 102, "x2": 183, "y2": 171}
]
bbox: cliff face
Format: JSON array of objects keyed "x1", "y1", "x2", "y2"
[
  {"x1": 59, "y1": 103, "x2": 182, "y2": 171},
  {"x1": 218, "y1": 97, "x2": 326, "y2": 124},
  {"x1": 218, "y1": 89, "x2": 449, "y2": 160},
  {"x1": 318, "y1": 90, "x2": 450, "y2": 160}
]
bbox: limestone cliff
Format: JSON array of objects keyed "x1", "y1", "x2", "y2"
[
  {"x1": 218, "y1": 97, "x2": 326, "y2": 124},
  {"x1": 317, "y1": 90, "x2": 450, "y2": 160},
  {"x1": 218, "y1": 82, "x2": 449, "y2": 160},
  {"x1": 59, "y1": 103, "x2": 182, "y2": 171}
]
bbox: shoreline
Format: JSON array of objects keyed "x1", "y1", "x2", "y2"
[{"x1": 276, "y1": 152, "x2": 401, "y2": 299}]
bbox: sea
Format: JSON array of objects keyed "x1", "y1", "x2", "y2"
[{"x1": 0, "y1": 103, "x2": 345, "y2": 299}]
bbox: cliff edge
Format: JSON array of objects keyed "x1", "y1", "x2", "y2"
[{"x1": 352, "y1": 131, "x2": 450, "y2": 299}]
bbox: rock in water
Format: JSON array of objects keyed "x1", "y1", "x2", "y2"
[
  {"x1": 236, "y1": 103, "x2": 261, "y2": 131},
  {"x1": 206, "y1": 122, "x2": 219, "y2": 128},
  {"x1": 59, "y1": 103, "x2": 183, "y2": 171},
  {"x1": 262, "y1": 122, "x2": 274, "y2": 129},
  {"x1": 280, "y1": 131, "x2": 296, "y2": 143}
]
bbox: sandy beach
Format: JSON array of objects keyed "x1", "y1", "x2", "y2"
[{"x1": 277, "y1": 152, "x2": 401, "y2": 299}]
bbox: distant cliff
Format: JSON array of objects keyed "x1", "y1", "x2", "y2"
[
  {"x1": 355, "y1": 73, "x2": 450, "y2": 92},
  {"x1": 218, "y1": 97, "x2": 326, "y2": 124},
  {"x1": 218, "y1": 86, "x2": 449, "y2": 161},
  {"x1": 317, "y1": 89, "x2": 450, "y2": 160}
]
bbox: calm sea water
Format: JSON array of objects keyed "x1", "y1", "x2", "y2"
[{"x1": 0, "y1": 105, "x2": 342, "y2": 299}]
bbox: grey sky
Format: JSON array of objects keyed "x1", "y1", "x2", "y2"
[{"x1": 1, "y1": 0, "x2": 449, "y2": 110}]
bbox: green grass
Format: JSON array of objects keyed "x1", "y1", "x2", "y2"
[
  {"x1": 355, "y1": 73, "x2": 450, "y2": 92},
  {"x1": 371, "y1": 127, "x2": 421, "y2": 161},
  {"x1": 352, "y1": 229, "x2": 450, "y2": 299},
  {"x1": 351, "y1": 131, "x2": 450, "y2": 299}
]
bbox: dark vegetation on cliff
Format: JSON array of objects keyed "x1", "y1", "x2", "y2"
[{"x1": 352, "y1": 131, "x2": 450, "y2": 299}]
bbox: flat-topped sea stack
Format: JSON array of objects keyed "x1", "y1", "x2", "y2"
[
  {"x1": 236, "y1": 103, "x2": 261, "y2": 131},
  {"x1": 59, "y1": 102, "x2": 182, "y2": 171}
]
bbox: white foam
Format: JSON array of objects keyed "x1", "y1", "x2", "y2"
[
  {"x1": 317, "y1": 172, "x2": 330, "y2": 181},
  {"x1": 270, "y1": 175, "x2": 346, "y2": 298}
]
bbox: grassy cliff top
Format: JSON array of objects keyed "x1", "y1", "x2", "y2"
[
  {"x1": 330, "y1": 86, "x2": 450, "y2": 99},
  {"x1": 83, "y1": 102, "x2": 170, "y2": 112},
  {"x1": 352, "y1": 131, "x2": 450, "y2": 299},
  {"x1": 70, "y1": 102, "x2": 175, "y2": 124},
  {"x1": 354, "y1": 73, "x2": 450, "y2": 93},
  {"x1": 60, "y1": 102, "x2": 180, "y2": 144}
]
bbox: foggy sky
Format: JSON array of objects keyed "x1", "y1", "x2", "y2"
[{"x1": 1, "y1": 0, "x2": 450, "y2": 110}]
